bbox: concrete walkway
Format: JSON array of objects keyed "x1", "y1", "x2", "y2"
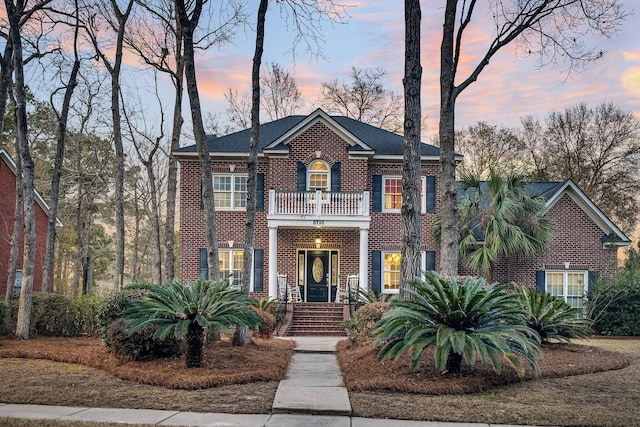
[
  {"x1": 0, "y1": 336, "x2": 551, "y2": 426},
  {"x1": 272, "y1": 336, "x2": 351, "y2": 416}
]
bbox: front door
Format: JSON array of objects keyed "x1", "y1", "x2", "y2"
[{"x1": 306, "y1": 250, "x2": 329, "y2": 302}]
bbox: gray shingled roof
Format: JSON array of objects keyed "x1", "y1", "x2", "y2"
[
  {"x1": 457, "y1": 181, "x2": 566, "y2": 202},
  {"x1": 173, "y1": 113, "x2": 440, "y2": 157}
]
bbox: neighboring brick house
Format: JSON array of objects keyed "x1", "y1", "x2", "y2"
[
  {"x1": 460, "y1": 180, "x2": 630, "y2": 313},
  {"x1": 0, "y1": 149, "x2": 58, "y2": 296},
  {"x1": 175, "y1": 109, "x2": 629, "y2": 313}
]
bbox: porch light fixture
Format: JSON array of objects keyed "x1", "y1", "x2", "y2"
[{"x1": 315, "y1": 238, "x2": 322, "y2": 249}]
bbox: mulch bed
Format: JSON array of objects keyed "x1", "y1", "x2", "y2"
[
  {"x1": 336, "y1": 339, "x2": 631, "y2": 395},
  {"x1": 0, "y1": 336, "x2": 295, "y2": 390}
]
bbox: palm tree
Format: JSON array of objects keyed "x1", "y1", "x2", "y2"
[
  {"x1": 375, "y1": 271, "x2": 541, "y2": 376},
  {"x1": 125, "y1": 280, "x2": 260, "y2": 368},
  {"x1": 519, "y1": 286, "x2": 592, "y2": 343},
  {"x1": 457, "y1": 170, "x2": 553, "y2": 281}
]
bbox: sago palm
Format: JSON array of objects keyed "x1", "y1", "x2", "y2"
[
  {"x1": 458, "y1": 170, "x2": 554, "y2": 281},
  {"x1": 375, "y1": 271, "x2": 541, "y2": 376},
  {"x1": 518, "y1": 286, "x2": 592, "y2": 343},
  {"x1": 125, "y1": 279, "x2": 260, "y2": 368}
]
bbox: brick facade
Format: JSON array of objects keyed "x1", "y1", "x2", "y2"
[{"x1": 177, "y1": 112, "x2": 627, "y2": 298}]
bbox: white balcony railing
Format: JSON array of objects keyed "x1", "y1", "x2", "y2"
[{"x1": 268, "y1": 190, "x2": 369, "y2": 217}]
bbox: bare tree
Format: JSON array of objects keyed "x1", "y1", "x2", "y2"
[
  {"x1": 399, "y1": 0, "x2": 422, "y2": 294},
  {"x1": 41, "y1": 0, "x2": 82, "y2": 293},
  {"x1": 83, "y1": 0, "x2": 135, "y2": 291},
  {"x1": 6, "y1": 0, "x2": 54, "y2": 339},
  {"x1": 320, "y1": 66, "x2": 403, "y2": 133},
  {"x1": 524, "y1": 102, "x2": 640, "y2": 233},
  {"x1": 224, "y1": 88, "x2": 251, "y2": 131},
  {"x1": 456, "y1": 122, "x2": 528, "y2": 180},
  {"x1": 122, "y1": 76, "x2": 166, "y2": 284},
  {"x1": 175, "y1": 0, "x2": 222, "y2": 280},
  {"x1": 125, "y1": 0, "x2": 244, "y2": 283},
  {"x1": 261, "y1": 62, "x2": 303, "y2": 120},
  {"x1": 437, "y1": 0, "x2": 626, "y2": 277}
]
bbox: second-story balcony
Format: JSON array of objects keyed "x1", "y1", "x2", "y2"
[{"x1": 267, "y1": 189, "x2": 370, "y2": 228}]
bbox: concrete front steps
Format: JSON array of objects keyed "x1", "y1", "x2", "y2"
[{"x1": 285, "y1": 303, "x2": 347, "y2": 336}]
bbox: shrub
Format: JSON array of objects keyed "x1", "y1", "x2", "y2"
[
  {"x1": 341, "y1": 301, "x2": 392, "y2": 346},
  {"x1": 96, "y1": 288, "x2": 148, "y2": 345},
  {"x1": 251, "y1": 297, "x2": 278, "y2": 316},
  {"x1": 518, "y1": 286, "x2": 592, "y2": 343},
  {"x1": 106, "y1": 318, "x2": 184, "y2": 361},
  {"x1": 1, "y1": 293, "x2": 101, "y2": 337},
  {"x1": 251, "y1": 307, "x2": 275, "y2": 338},
  {"x1": 375, "y1": 271, "x2": 541, "y2": 376},
  {"x1": 592, "y1": 278, "x2": 640, "y2": 336}
]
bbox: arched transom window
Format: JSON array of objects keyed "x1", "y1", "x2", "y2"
[{"x1": 307, "y1": 160, "x2": 330, "y2": 192}]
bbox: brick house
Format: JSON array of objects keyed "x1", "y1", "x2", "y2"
[
  {"x1": 0, "y1": 149, "x2": 58, "y2": 295},
  {"x1": 175, "y1": 109, "x2": 629, "y2": 313}
]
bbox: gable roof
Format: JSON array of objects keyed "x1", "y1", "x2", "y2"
[
  {"x1": 458, "y1": 179, "x2": 630, "y2": 247},
  {"x1": 173, "y1": 108, "x2": 444, "y2": 160},
  {"x1": 0, "y1": 149, "x2": 63, "y2": 227}
]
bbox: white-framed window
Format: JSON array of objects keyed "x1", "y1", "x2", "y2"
[
  {"x1": 380, "y1": 251, "x2": 434, "y2": 293},
  {"x1": 307, "y1": 160, "x2": 330, "y2": 192},
  {"x1": 213, "y1": 174, "x2": 247, "y2": 210},
  {"x1": 219, "y1": 249, "x2": 244, "y2": 288},
  {"x1": 545, "y1": 270, "x2": 588, "y2": 317},
  {"x1": 382, "y1": 176, "x2": 427, "y2": 213},
  {"x1": 383, "y1": 252, "x2": 402, "y2": 292}
]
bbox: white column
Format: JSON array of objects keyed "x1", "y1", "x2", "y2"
[
  {"x1": 268, "y1": 226, "x2": 278, "y2": 299},
  {"x1": 359, "y1": 228, "x2": 369, "y2": 291}
]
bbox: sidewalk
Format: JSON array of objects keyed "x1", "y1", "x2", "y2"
[
  {"x1": 0, "y1": 336, "x2": 551, "y2": 427},
  {"x1": 0, "y1": 403, "x2": 546, "y2": 426}
]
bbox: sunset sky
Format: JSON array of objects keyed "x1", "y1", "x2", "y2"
[{"x1": 188, "y1": 1, "x2": 640, "y2": 139}]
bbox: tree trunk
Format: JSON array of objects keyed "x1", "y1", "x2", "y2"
[
  {"x1": 164, "y1": 33, "x2": 184, "y2": 284},
  {"x1": 438, "y1": 0, "x2": 460, "y2": 278},
  {"x1": 400, "y1": 0, "x2": 422, "y2": 297},
  {"x1": 234, "y1": 0, "x2": 268, "y2": 347},
  {"x1": 186, "y1": 321, "x2": 205, "y2": 368},
  {"x1": 3, "y1": 140, "x2": 22, "y2": 336},
  {"x1": 6, "y1": 0, "x2": 36, "y2": 340},
  {"x1": 446, "y1": 349, "x2": 463, "y2": 374},
  {"x1": 176, "y1": 0, "x2": 220, "y2": 280},
  {"x1": 43, "y1": 28, "x2": 81, "y2": 293}
]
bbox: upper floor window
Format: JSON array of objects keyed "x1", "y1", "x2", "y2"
[
  {"x1": 382, "y1": 176, "x2": 427, "y2": 212},
  {"x1": 307, "y1": 160, "x2": 330, "y2": 192},
  {"x1": 214, "y1": 174, "x2": 247, "y2": 210}
]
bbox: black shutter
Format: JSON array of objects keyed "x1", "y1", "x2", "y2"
[
  {"x1": 426, "y1": 176, "x2": 436, "y2": 212},
  {"x1": 200, "y1": 181, "x2": 204, "y2": 210},
  {"x1": 425, "y1": 251, "x2": 436, "y2": 271},
  {"x1": 296, "y1": 161, "x2": 306, "y2": 192},
  {"x1": 372, "y1": 250, "x2": 382, "y2": 292},
  {"x1": 536, "y1": 270, "x2": 545, "y2": 293},
  {"x1": 256, "y1": 173, "x2": 265, "y2": 211},
  {"x1": 331, "y1": 162, "x2": 341, "y2": 192},
  {"x1": 253, "y1": 249, "x2": 264, "y2": 292},
  {"x1": 588, "y1": 271, "x2": 599, "y2": 293},
  {"x1": 199, "y1": 248, "x2": 208, "y2": 280},
  {"x1": 372, "y1": 175, "x2": 382, "y2": 212}
]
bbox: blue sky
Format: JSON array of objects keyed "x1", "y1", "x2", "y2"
[{"x1": 183, "y1": 1, "x2": 639, "y2": 139}]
